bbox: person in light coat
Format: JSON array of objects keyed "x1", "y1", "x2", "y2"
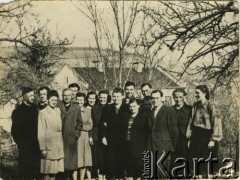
[
  {"x1": 38, "y1": 90, "x2": 64, "y2": 180},
  {"x1": 58, "y1": 88, "x2": 83, "y2": 179}
]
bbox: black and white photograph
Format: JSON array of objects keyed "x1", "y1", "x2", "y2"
[{"x1": 0, "y1": 0, "x2": 239, "y2": 179}]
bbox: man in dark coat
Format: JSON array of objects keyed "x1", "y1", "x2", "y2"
[
  {"x1": 11, "y1": 87, "x2": 41, "y2": 180},
  {"x1": 58, "y1": 88, "x2": 83, "y2": 180},
  {"x1": 149, "y1": 90, "x2": 179, "y2": 179},
  {"x1": 101, "y1": 87, "x2": 130, "y2": 179}
]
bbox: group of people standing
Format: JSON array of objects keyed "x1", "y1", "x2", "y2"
[{"x1": 10, "y1": 81, "x2": 222, "y2": 180}]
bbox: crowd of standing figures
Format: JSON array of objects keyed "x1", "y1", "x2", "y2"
[{"x1": 10, "y1": 81, "x2": 223, "y2": 180}]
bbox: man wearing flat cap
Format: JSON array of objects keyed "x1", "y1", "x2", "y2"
[{"x1": 11, "y1": 87, "x2": 41, "y2": 180}]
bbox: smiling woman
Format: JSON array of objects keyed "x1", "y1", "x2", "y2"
[
  {"x1": 38, "y1": 90, "x2": 64, "y2": 180},
  {"x1": 186, "y1": 85, "x2": 223, "y2": 178}
]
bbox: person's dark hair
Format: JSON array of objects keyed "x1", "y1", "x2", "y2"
[
  {"x1": 141, "y1": 82, "x2": 152, "y2": 89},
  {"x1": 38, "y1": 86, "x2": 50, "y2": 95},
  {"x1": 76, "y1": 92, "x2": 86, "y2": 100},
  {"x1": 196, "y1": 85, "x2": 210, "y2": 100},
  {"x1": 68, "y1": 83, "x2": 80, "y2": 91},
  {"x1": 47, "y1": 90, "x2": 59, "y2": 99},
  {"x1": 143, "y1": 96, "x2": 152, "y2": 102},
  {"x1": 22, "y1": 87, "x2": 33, "y2": 96},
  {"x1": 129, "y1": 97, "x2": 141, "y2": 105},
  {"x1": 113, "y1": 87, "x2": 124, "y2": 96},
  {"x1": 98, "y1": 90, "x2": 111, "y2": 103},
  {"x1": 86, "y1": 91, "x2": 98, "y2": 106},
  {"x1": 172, "y1": 88, "x2": 187, "y2": 97},
  {"x1": 124, "y1": 81, "x2": 135, "y2": 88},
  {"x1": 151, "y1": 90, "x2": 163, "y2": 97}
]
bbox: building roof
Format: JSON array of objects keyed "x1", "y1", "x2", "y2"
[{"x1": 73, "y1": 67, "x2": 185, "y2": 90}]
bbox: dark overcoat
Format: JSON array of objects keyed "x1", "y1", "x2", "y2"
[
  {"x1": 11, "y1": 103, "x2": 41, "y2": 178},
  {"x1": 90, "y1": 104, "x2": 104, "y2": 141},
  {"x1": 100, "y1": 103, "x2": 130, "y2": 178},
  {"x1": 101, "y1": 103, "x2": 130, "y2": 147},
  {"x1": 172, "y1": 103, "x2": 192, "y2": 158},
  {"x1": 120, "y1": 111, "x2": 149, "y2": 158},
  {"x1": 58, "y1": 101, "x2": 83, "y2": 170}
]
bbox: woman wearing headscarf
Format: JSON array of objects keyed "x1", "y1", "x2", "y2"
[
  {"x1": 38, "y1": 90, "x2": 64, "y2": 180},
  {"x1": 186, "y1": 85, "x2": 222, "y2": 178}
]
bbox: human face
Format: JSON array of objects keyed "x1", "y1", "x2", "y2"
[
  {"x1": 125, "y1": 85, "x2": 135, "y2": 98},
  {"x1": 48, "y1": 96, "x2": 58, "y2": 108},
  {"x1": 173, "y1": 92, "x2": 185, "y2": 107},
  {"x1": 141, "y1": 85, "x2": 151, "y2": 97},
  {"x1": 24, "y1": 91, "x2": 35, "y2": 104},
  {"x1": 70, "y1": 87, "x2": 79, "y2": 99},
  {"x1": 195, "y1": 89, "x2": 206, "y2": 102},
  {"x1": 151, "y1": 92, "x2": 162, "y2": 107},
  {"x1": 129, "y1": 102, "x2": 140, "y2": 114},
  {"x1": 99, "y1": 93, "x2": 108, "y2": 105},
  {"x1": 112, "y1": 92, "x2": 123, "y2": 105},
  {"x1": 39, "y1": 89, "x2": 48, "y2": 103},
  {"x1": 143, "y1": 100, "x2": 152, "y2": 111},
  {"x1": 63, "y1": 90, "x2": 72, "y2": 104},
  {"x1": 76, "y1": 96, "x2": 85, "y2": 107},
  {"x1": 88, "y1": 94, "x2": 96, "y2": 107}
]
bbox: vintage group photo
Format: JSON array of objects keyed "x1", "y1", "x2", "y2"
[{"x1": 0, "y1": 0, "x2": 239, "y2": 180}]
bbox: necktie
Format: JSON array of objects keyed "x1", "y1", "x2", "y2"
[
  {"x1": 115, "y1": 107, "x2": 119, "y2": 114},
  {"x1": 154, "y1": 107, "x2": 158, "y2": 118}
]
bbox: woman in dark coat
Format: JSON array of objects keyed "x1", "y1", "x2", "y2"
[
  {"x1": 90, "y1": 90, "x2": 111, "y2": 179},
  {"x1": 121, "y1": 98, "x2": 149, "y2": 179},
  {"x1": 186, "y1": 85, "x2": 222, "y2": 178}
]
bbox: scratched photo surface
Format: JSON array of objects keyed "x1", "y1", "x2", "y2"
[{"x1": 0, "y1": 0, "x2": 239, "y2": 179}]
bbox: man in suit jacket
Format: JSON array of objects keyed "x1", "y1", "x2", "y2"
[
  {"x1": 58, "y1": 88, "x2": 83, "y2": 180},
  {"x1": 149, "y1": 90, "x2": 179, "y2": 179},
  {"x1": 101, "y1": 87, "x2": 130, "y2": 179}
]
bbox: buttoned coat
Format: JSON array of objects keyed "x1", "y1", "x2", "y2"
[
  {"x1": 38, "y1": 106, "x2": 64, "y2": 160},
  {"x1": 58, "y1": 102, "x2": 83, "y2": 170}
]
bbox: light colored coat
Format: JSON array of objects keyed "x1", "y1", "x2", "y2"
[
  {"x1": 38, "y1": 105, "x2": 64, "y2": 160},
  {"x1": 58, "y1": 101, "x2": 83, "y2": 170}
]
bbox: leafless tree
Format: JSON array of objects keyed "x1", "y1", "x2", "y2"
[
  {"x1": 140, "y1": 1, "x2": 239, "y2": 90},
  {"x1": 0, "y1": 1, "x2": 71, "y2": 102},
  {"x1": 74, "y1": 0, "x2": 140, "y2": 87}
]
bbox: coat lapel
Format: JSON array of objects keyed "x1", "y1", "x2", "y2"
[
  {"x1": 153, "y1": 105, "x2": 164, "y2": 128},
  {"x1": 65, "y1": 103, "x2": 74, "y2": 115},
  {"x1": 46, "y1": 106, "x2": 62, "y2": 131}
]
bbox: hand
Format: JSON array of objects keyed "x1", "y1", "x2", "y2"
[
  {"x1": 102, "y1": 137, "x2": 107, "y2": 145},
  {"x1": 186, "y1": 129, "x2": 192, "y2": 139},
  {"x1": 41, "y1": 150, "x2": 47, "y2": 158},
  {"x1": 89, "y1": 137, "x2": 94, "y2": 145},
  {"x1": 208, "y1": 140, "x2": 215, "y2": 148},
  {"x1": 104, "y1": 122, "x2": 107, "y2": 127}
]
